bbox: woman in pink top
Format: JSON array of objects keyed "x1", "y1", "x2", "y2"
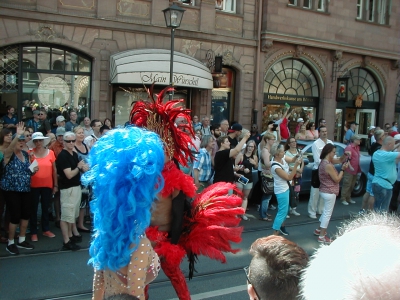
[
  {"x1": 306, "y1": 122, "x2": 319, "y2": 140},
  {"x1": 28, "y1": 132, "x2": 58, "y2": 242},
  {"x1": 314, "y1": 144, "x2": 349, "y2": 244}
]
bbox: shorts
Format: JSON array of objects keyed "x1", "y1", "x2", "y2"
[
  {"x1": 366, "y1": 173, "x2": 374, "y2": 197},
  {"x1": 60, "y1": 186, "x2": 82, "y2": 223},
  {"x1": 236, "y1": 181, "x2": 253, "y2": 190}
]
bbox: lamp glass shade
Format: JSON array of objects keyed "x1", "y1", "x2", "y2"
[{"x1": 163, "y1": 4, "x2": 185, "y2": 28}]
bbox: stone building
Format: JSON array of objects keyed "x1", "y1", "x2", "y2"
[{"x1": 0, "y1": 0, "x2": 399, "y2": 141}]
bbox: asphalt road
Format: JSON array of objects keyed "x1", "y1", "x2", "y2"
[{"x1": 0, "y1": 195, "x2": 362, "y2": 300}]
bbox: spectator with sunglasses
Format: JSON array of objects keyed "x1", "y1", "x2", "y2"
[
  {"x1": 56, "y1": 131, "x2": 89, "y2": 251},
  {"x1": 245, "y1": 236, "x2": 308, "y2": 300},
  {"x1": 37, "y1": 108, "x2": 51, "y2": 135}
]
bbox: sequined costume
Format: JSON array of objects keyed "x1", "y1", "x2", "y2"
[
  {"x1": 130, "y1": 86, "x2": 245, "y2": 300},
  {"x1": 93, "y1": 236, "x2": 160, "y2": 299},
  {"x1": 82, "y1": 127, "x2": 165, "y2": 300}
]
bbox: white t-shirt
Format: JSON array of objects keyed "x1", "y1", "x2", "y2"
[
  {"x1": 312, "y1": 138, "x2": 333, "y2": 169},
  {"x1": 271, "y1": 159, "x2": 290, "y2": 194}
]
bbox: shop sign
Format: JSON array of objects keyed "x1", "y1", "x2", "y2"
[
  {"x1": 140, "y1": 72, "x2": 199, "y2": 87},
  {"x1": 266, "y1": 94, "x2": 317, "y2": 103}
]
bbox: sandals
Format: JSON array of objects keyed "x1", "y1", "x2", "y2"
[{"x1": 261, "y1": 217, "x2": 272, "y2": 222}]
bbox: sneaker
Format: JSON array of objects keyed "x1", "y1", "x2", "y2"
[
  {"x1": 42, "y1": 231, "x2": 55, "y2": 238},
  {"x1": 31, "y1": 234, "x2": 38, "y2": 242},
  {"x1": 358, "y1": 209, "x2": 366, "y2": 215},
  {"x1": 308, "y1": 214, "x2": 317, "y2": 219},
  {"x1": 241, "y1": 215, "x2": 249, "y2": 221},
  {"x1": 70, "y1": 234, "x2": 82, "y2": 243},
  {"x1": 286, "y1": 215, "x2": 290, "y2": 219},
  {"x1": 341, "y1": 201, "x2": 349, "y2": 206},
  {"x1": 349, "y1": 200, "x2": 356, "y2": 204},
  {"x1": 62, "y1": 240, "x2": 81, "y2": 251},
  {"x1": 290, "y1": 208, "x2": 301, "y2": 216},
  {"x1": 6, "y1": 244, "x2": 19, "y2": 255},
  {"x1": 313, "y1": 229, "x2": 321, "y2": 236},
  {"x1": 17, "y1": 240, "x2": 34, "y2": 250},
  {"x1": 318, "y1": 235, "x2": 332, "y2": 244},
  {"x1": 269, "y1": 205, "x2": 277, "y2": 210},
  {"x1": 279, "y1": 226, "x2": 289, "y2": 236}
]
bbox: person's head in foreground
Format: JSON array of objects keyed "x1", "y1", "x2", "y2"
[
  {"x1": 246, "y1": 236, "x2": 309, "y2": 300},
  {"x1": 82, "y1": 126, "x2": 165, "y2": 272},
  {"x1": 300, "y1": 212, "x2": 400, "y2": 300}
]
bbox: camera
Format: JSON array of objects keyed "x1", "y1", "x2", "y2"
[{"x1": 272, "y1": 124, "x2": 279, "y2": 131}]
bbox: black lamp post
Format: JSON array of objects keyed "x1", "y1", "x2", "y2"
[{"x1": 163, "y1": 4, "x2": 185, "y2": 100}]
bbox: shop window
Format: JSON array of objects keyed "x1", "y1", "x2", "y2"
[
  {"x1": 1, "y1": 44, "x2": 92, "y2": 123},
  {"x1": 211, "y1": 68, "x2": 234, "y2": 125},
  {"x1": 347, "y1": 68, "x2": 379, "y2": 102}
]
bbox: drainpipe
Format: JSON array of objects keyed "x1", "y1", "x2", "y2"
[{"x1": 253, "y1": 0, "x2": 263, "y2": 126}]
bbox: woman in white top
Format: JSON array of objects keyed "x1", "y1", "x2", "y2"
[
  {"x1": 285, "y1": 137, "x2": 304, "y2": 216},
  {"x1": 270, "y1": 144, "x2": 301, "y2": 236}
]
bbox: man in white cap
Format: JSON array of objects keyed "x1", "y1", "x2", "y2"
[
  {"x1": 295, "y1": 117, "x2": 309, "y2": 134},
  {"x1": 51, "y1": 115, "x2": 65, "y2": 134}
]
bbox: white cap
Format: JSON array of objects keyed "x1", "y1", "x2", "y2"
[
  {"x1": 394, "y1": 134, "x2": 400, "y2": 141},
  {"x1": 297, "y1": 118, "x2": 304, "y2": 123},
  {"x1": 369, "y1": 126, "x2": 376, "y2": 130}
]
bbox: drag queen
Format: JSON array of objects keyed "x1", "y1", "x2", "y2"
[{"x1": 82, "y1": 127, "x2": 165, "y2": 300}]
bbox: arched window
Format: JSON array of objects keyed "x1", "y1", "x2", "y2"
[
  {"x1": 264, "y1": 59, "x2": 319, "y2": 97},
  {"x1": 347, "y1": 68, "x2": 379, "y2": 102}
]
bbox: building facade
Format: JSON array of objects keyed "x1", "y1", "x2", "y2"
[{"x1": 0, "y1": 0, "x2": 399, "y2": 141}]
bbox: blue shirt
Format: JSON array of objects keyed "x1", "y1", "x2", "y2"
[
  {"x1": 3, "y1": 115, "x2": 18, "y2": 134},
  {"x1": 26, "y1": 119, "x2": 41, "y2": 133},
  {"x1": 2, "y1": 151, "x2": 31, "y2": 192},
  {"x1": 372, "y1": 150, "x2": 399, "y2": 189},
  {"x1": 193, "y1": 148, "x2": 213, "y2": 182},
  {"x1": 344, "y1": 129, "x2": 354, "y2": 144}
]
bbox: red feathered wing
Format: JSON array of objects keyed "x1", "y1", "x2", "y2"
[{"x1": 180, "y1": 182, "x2": 244, "y2": 263}]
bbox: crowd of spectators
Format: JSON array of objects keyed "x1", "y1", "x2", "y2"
[{"x1": 0, "y1": 105, "x2": 114, "y2": 254}]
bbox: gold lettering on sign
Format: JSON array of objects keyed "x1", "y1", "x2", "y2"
[
  {"x1": 267, "y1": 94, "x2": 316, "y2": 102},
  {"x1": 117, "y1": 0, "x2": 150, "y2": 17},
  {"x1": 59, "y1": 0, "x2": 95, "y2": 9}
]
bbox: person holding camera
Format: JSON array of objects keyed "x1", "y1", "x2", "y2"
[
  {"x1": 341, "y1": 134, "x2": 361, "y2": 206},
  {"x1": 262, "y1": 121, "x2": 281, "y2": 143},
  {"x1": 314, "y1": 144, "x2": 349, "y2": 243},
  {"x1": 235, "y1": 140, "x2": 258, "y2": 220}
]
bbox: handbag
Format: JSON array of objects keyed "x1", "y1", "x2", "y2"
[
  {"x1": 294, "y1": 175, "x2": 301, "y2": 192},
  {"x1": 311, "y1": 166, "x2": 321, "y2": 188},
  {"x1": 261, "y1": 173, "x2": 274, "y2": 195}
]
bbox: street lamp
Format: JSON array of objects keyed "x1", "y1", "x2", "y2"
[{"x1": 163, "y1": 3, "x2": 185, "y2": 100}]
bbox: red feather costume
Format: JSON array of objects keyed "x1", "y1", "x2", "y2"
[{"x1": 130, "y1": 86, "x2": 244, "y2": 300}]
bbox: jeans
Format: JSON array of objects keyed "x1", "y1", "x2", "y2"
[
  {"x1": 272, "y1": 189, "x2": 289, "y2": 231},
  {"x1": 259, "y1": 193, "x2": 272, "y2": 219},
  {"x1": 319, "y1": 192, "x2": 336, "y2": 229},
  {"x1": 372, "y1": 183, "x2": 392, "y2": 212},
  {"x1": 30, "y1": 187, "x2": 52, "y2": 234}
]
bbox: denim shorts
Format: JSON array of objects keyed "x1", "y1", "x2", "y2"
[
  {"x1": 235, "y1": 181, "x2": 253, "y2": 190},
  {"x1": 366, "y1": 173, "x2": 374, "y2": 196}
]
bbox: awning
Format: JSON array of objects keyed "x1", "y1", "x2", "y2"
[{"x1": 110, "y1": 49, "x2": 213, "y2": 89}]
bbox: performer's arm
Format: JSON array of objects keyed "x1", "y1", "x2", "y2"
[
  {"x1": 170, "y1": 190, "x2": 186, "y2": 244},
  {"x1": 92, "y1": 270, "x2": 104, "y2": 300}
]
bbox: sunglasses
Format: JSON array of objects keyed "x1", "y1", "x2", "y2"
[
  {"x1": 64, "y1": 140, "x2": 76, "y2": 143},
  {"x1": 33, "y1": 139, "x2": 44, "y2": 143},
  {"x1": 244, "y1": 266, "x2": 261, "y2": 300},
  {"x1": 39, "y1": 113, "x2": 45, "y2": 116}
]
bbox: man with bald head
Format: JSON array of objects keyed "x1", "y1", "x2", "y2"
[
  {"x1": 300, "y1": 212, "x2": 400, "y2": 300},
  {"x1": 371, "y1": 135, "x2": 400, "y2": 211}
]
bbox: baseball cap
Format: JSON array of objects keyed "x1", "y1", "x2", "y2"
[
  {"x1": 394, "y1": 134, "x2": 400, "y2": 141},
  {"x1": 56, "y1": 116, "x2": 66, "y2": 122},
  {"x1": 369, "y1": 126, "x2": 376, "y2": 130},
  {"x1": 297, "y1": 118, "x2": 304, "y2": 123},
  {"x1": 228, "y1": 123, "x2": 243, "y2": 133},
  {"x1": 56, "y1": 127, "x2": 66, "y2": 136},
  {"x1": 349, "y1": 121, "x2": 359, "y2": 125},
  {"x1": 12, "y1": 134, "x2": 26, "y2": 140},
  {"x1": 33, "y1": 110, "x2": 40, "y2": 115}
]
